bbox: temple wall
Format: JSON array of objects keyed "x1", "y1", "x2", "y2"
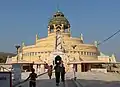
[{"x1": 98, "y1": 57, "x2": 109, "y2": 62}]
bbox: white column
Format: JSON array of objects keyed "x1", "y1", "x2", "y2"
[
  {"x1": 40, "y1": 64, "x2": 44, "y2": 73},
  {"x1": 33, "y1": 65, "x2": 37, "y2": 72},
  {"x1": 77, "y1": 64, "x2": 81, "y2": 72},
  {"x1": 69, "y1": 64, "x2": 73, "y2": 72}
]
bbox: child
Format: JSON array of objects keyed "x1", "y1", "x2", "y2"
[{"x1": 26, "y1": 68, "x2": 37, "y2": 87}]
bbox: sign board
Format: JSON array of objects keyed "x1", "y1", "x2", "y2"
[
  {"x1": 0, "y1": 72, "x2": 12, "y2": 87},
  {"x1": 12, "y1": 64, "x2": 21, "y2": 84}
]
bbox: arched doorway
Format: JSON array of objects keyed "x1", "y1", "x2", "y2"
[{"x1": 55, "y1": 55, "x2": 62, "y2": 65}]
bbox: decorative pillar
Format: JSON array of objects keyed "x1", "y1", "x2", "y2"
[
  {"x1": 77, "y1": 64, "x2": 81, "y2": 72},
  {"x1": 53, "y1": 24, "x2": 56, "y2": 32},
  {"x1": 22, "y1": 41, "x2": 25, "y2": 47},
  {"x1": 33, "y1": 64, "x2": 37, "y2": 72},
  {"x1": 40, "y1": 64, "x2": 45, "y2": 73},
  {"x1": 61, "y1": 24, "x2": 64, "y2": 33},
  {"x1": 38, "y1": 64, "x2": 41, "y2": 74},
  {"x1": 88, "y1": 64, "x2": 91, "y2": 72},
  {"x1": 80, "y1": 33, "x2": 83, "y2": 41},
  {"x1": 69, "y1": 64, "x2": 73, "y2": 72},
  {"x1": 36, "y1": 34, "x2": 39, "y2": 41},
  {"x1": 68, "y1": 25, "x2": 70, "y2": 32},
  {"x1": 94, "y1": 41, "x2": 98, "y2": 47},
  {"x1": 48, "y1": 26, "x2": 50, "y2": 34}
]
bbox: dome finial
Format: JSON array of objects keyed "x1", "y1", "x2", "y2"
[
  {"x1": 22, "y1": 41, "x2": 25, "y2": 47},
  {"x1": 56, "y1": 0, "x2": 60, "y2": 12}
]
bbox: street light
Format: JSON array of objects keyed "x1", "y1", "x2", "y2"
[
  {"x1": 71, "y1": 45, "x2": 77, "y2": 80},
  {"x1": 15, "y1": 45, "x2": 20, "y2": 63}
]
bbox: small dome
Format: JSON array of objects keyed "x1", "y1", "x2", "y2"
[{"x1": 48, "y1": 11, "x2": 70, "y2": 29}]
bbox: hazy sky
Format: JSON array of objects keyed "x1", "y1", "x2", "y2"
[{"x1": 0, "y1": 0, "x2": 120, "y2": 60}]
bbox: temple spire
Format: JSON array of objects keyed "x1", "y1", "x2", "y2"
[
  {"x1": 94, "y1": 41, "x2": 98, "y2": 47},
  {"x1": 22, "y1": 41, "x2": 25, "y2": 47},
  {"x1": 56, "y1": 0, "x2": 60, "y2": 12},
  {"x1": 36, "y1": 34, "x2": 39, "y2": 41}
]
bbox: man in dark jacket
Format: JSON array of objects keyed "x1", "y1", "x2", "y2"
[
  {"x1": 60, "y1": 64, "x2": 65, "y2": 82},
  {"x1": 54, "y1": 61, "x2": 61, "y2": 86}
]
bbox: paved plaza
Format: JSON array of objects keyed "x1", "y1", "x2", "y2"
[
  {"x1": 16, "y1": 72, "x2": 120, "y2": 87},
  {"x1": 75, "y1": 72, "x2": 120, "y2": 87}
]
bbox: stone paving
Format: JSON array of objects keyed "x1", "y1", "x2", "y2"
[
  {"x1": 18, "y1": 73, "x2": 65, "y2": 87},
  {"x1": 75, "y1": 72, "x2": 120, "y2": 81},
  {"x1": 15, "y1": 72, "x2": 120, "y2": 87},
  {"x1": 20, "y1": 79, "x2": 58, "y2": 87},
  {"x1": 75, "y1": 72, "x2": 120, "y2": 87}
]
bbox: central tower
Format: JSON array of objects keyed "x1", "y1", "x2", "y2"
[
  {"x1": 48, "y1": 11, "x2": 71, "y2": 52},
  {"x1": 48, "y1": 11, "x2": 71, "y2": 65}
]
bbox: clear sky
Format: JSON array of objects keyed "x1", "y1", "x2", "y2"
[{"x1": 0, "y1": 0, "x2": 120, "y2": 60}]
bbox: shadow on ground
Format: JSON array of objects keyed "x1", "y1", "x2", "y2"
[{"x1": 77, "y1": 79, "x2": 120, "y2": 87}]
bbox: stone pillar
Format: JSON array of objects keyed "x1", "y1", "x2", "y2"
[
  {"x1": 68, "y1": 64, "x2": 73, "y2": 72},
  {"x1": 48, "y1": 26, "x2": 50, "y2": 34},
  {"x1": 61, "y1": 24, "x2": 64, "y2": 33},
  {"x1": 88, "y1": 64, "x2": 91, "y2": 72},
  {"x1": 37, "y1": 64, "x2": 41, "y2": 74},
  {"x1": 33, "y1": 65, "x2": 37, "y2": 72},
  {"x1": 40, "y1": 64, "x2": 45, "y2": 73},
  {"x1": 77, "y1": 64, "x2": 81, "y2": 72}
]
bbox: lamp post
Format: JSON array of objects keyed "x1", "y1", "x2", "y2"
[
  {"x1": 38, "y1": 56, "x2": 41, "y2": 73},
  {"x1": 73, "y1": 57, "x2": 77, "y2": 80},
  {"x1": 15, "y1": 45, "x2": 20, "y2": 63},
  {"x1": 71, "y1": 45, "x2": 77, "y2": 80}
]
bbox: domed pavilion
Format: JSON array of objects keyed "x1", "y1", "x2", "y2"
[{"x1": 7, "y1": 11, "x2": 117, "y2": 72}]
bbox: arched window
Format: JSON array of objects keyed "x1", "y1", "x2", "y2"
[
  {"x1": 50, "y1": 29, "x2": 54, "y2": 33},
  {"x1": 64, "y1": 29, "x2": 68, "y2": 33},
  {"x1": 81, "y1": 51, "x2": 83, "y2": 55}
]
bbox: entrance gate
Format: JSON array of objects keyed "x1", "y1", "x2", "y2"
[{"x1": 55, "y1": 55, "x2": 62, "y2": 64}]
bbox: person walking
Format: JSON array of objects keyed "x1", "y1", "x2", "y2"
[
  {"x1": 60, "y1": 64, "x2": 65, "y2": 82},
  {"x1": 54, "y1": 61, "x2": 61, "y2": 86},
  {"x1": 25, "y1": 68, "x2": 37, "y2": 87},
  {"x1": 48, "y1": 65, "x2": 53, "y2": 79}
]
